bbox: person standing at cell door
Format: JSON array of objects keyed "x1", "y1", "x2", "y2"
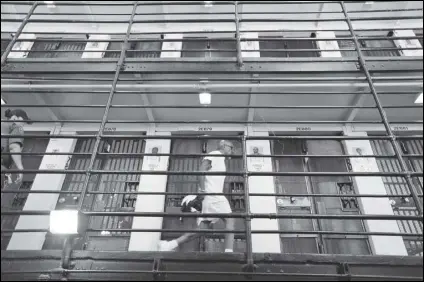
[{"x1": 1, "y1": 109, "x2": 31, "y2": 188}]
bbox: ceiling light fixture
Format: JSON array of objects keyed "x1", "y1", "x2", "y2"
[
  {"x1": 49, "y1": 210, "x2": 79, "y2": 235},
  {"x1": 199, "y1": 92, "x2": 212, "y2": 105},
  {"x1": 204, "y1": 1, "x2": 213, "y2": 8},
  {"x1": 415, "y1": 92, "x2": 423, "y2": 104},
  {"x1": 49, "y1": 210, "x2": 88, "y2": 235},
  {"x1": 44, "y1": 1, "x2": 56, "y2": 8}
]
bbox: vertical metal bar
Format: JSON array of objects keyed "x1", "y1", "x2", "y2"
[
  {"x1": 1, "y1": 1, "x2": 38, "y2": 66},
  {"x1": 241, "y1": 135, "x2": 254, "y2": 268},
  {"x1": 76, "y1": 1, "x2": 139, "y2": 210},
  {"x1": 339, "y1": 1, "x2": 423, "y2": 215},
  {"x1": 234, "y1": 1, "x2": 243, "y2": 68},
  {"x1": 303, "y1": 151, "x2": 327, "y2": 254}
]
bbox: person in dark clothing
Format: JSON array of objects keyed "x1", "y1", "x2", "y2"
[{"x1": 1, "y1": 109, "x2": 31, "y2": 187}]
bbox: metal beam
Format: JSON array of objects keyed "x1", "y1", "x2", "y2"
[
  {"x1": 2, "y1": 91, "x2": 60, "y2": 121},
  {"x1": 134, "y1": 74, "x2": 155, "y2": 122},
  {"x1": 1, "y1": 250, "x2": 422, "y2": 281},
  {"x1": 33, "y1": 94, "x2": 60, "y2": 122},
  {"x1": 345, "y1": 87, "x2": 367, "y2": 121},
  {"x1": 247, "y1": 75, "x2": 258, "y2": 123},
  {"x1": 84, "y1": 5, "x2": 98, "y2": 30},
  {"x1": 315, "y1": 3, "x2": 326, "y2": 28},
  {"x1": 2, "y1": 81, "x2": 423, "y2": 91},
  {"x1": 7, "y1": 3, "x2": 21, "y2": 21},
  {"x1": 247, "y1": 92, "x2": 256, "y2": 122},
  {"x1": 1, "y1": 135, "x2": 420, "y2": 141},
  {"x1": 3, "y1": 120, "x2": 423, "y2": 125},
  {"x1": 2, "y1": 60, "x2": 422, "y2": 74},
  {"x1": 140, "y1": 93, "x2": 155, "y2": 122},
  {"x1": 5, "y1": 208, "x2": 423, "y2": 218}
]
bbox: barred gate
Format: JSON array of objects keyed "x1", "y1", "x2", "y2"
[
  {"x1": 273, "y1": 139, "x2": 371, "y2": 255},
  {"x1": 371, "y1": 139, "x2": 424, "y2": 256},
  {"x1": 43, "y1": 137, "x2": 145, "y2": 251},
  {"x1": 27, "y1": 39, "x2": 86, "y2": 58},
  {"x1": 163, "y1": 138, "x2": 245, "y2": 252}
]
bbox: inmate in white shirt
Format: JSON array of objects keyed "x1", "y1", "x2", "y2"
[{"x1": 203, "y1": 151, "x2": 226, "y2": 197}]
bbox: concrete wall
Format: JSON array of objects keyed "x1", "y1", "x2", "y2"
[
  {"x1": 316, "y1": 31, "x2": 342, "y2": 58},
  {"x1": 128, "y1": 130, "x2": 171, "y2": 251},
  {"x1": 82, "y1": 34, "x2": 110, "y2": 58},
  {"x1": 247, "y1": 132, "x2": 281, "y2": 253}
]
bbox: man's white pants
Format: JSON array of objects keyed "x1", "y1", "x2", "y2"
[{"x1": 197, "y1": 195, "x2": 232, "y2": 225}]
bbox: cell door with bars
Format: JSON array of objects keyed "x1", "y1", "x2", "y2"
[
  {"x1": 104, "y1": 36, "x2": 162, "y2": 58},
  {"x1": 371, "y1": 139, "x2": 423, "y2": 256},
  {"x1": 273, "y1": 139, "x2": 371, "y2": 255},
  {"x1": 307, "y1": 140, "x2": 370, "y2": 255},
  {"x1": 43, "y1": 137, "x2": 145, "y2": 251},
  {"x1": 1, "y1": 132, "x2": 49, "y2": 250},
  {"x1": 273, "y1": 140, "x2": 319, "y2": 254},
  {"x1": 162, "y1": 138, "x2": 245, "y2": 252},
  {"x1": 337, "y1": 36, "x2": 400, "y2": 57},
  {"x1": 27, "y1": 39, "x2": 86, "y2": 59},
  {"x1": 181, "y1": 37, "x2": 237, "y2": 58},
  {"x1": 259, "y1": 36, "x2": 320, "y2": 58}
]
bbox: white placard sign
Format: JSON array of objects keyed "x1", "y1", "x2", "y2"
[
  {"x1": 249, "y1": 145, "x2": 265, "y2": 171},
  {"x1": 350, "y1": 147, "x2": 374, "y2": 173},
  {"x1": 147, "y1": 146, "x2": 161, "y2": 170}
]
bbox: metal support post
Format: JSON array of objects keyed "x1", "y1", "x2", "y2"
[
  {"x1": 340, "y1": 1, "x2": 423, "y2": 215},
  {"x1": 75, "y1": 2, "x2": 139, "y2": 211},
  {"x1": 234, "y1": 1, "x2": 243, "y2": 68},
  {"x1": 241, "y1": 135, "x2": 256, "y2": 273}
]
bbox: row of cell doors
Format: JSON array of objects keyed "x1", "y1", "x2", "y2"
[
  {"x1": 3, "y1": 35, "x2": 406, "y2": 62},
  {"x1": 12, "y1": 135, "x2": 419, "y2": 255},
  {"x1": 43, "y1": 136, "x2": 246, "y2": 252},
  {"x1": 39, "y1": 137, "x2": 370, "y2": 254},
  {"x1": 163, "y1": 138, "x2": 371, "y2": 255}
]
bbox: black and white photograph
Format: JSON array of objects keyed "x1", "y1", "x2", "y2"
[{"x1": 0, "y1": 1, "x2": 422, "y2": 280}]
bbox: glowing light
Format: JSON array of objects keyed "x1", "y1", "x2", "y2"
[{"x1": 199, "y1": 92, "x2": 211, "y2": 105}]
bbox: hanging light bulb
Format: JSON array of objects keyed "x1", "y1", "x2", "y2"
[
  {"x1": 199, "y1": 92, "x2": 212, "y2": 105},
  {"x1": 415, "y1": 92, "x2": 423, "y2": 104},
  {"x1": 204, "y1": 1, "x2": 213, "y2": 8},
  {"x1": 44, "y1": 1, "x2": 56, "y2": 8}
]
